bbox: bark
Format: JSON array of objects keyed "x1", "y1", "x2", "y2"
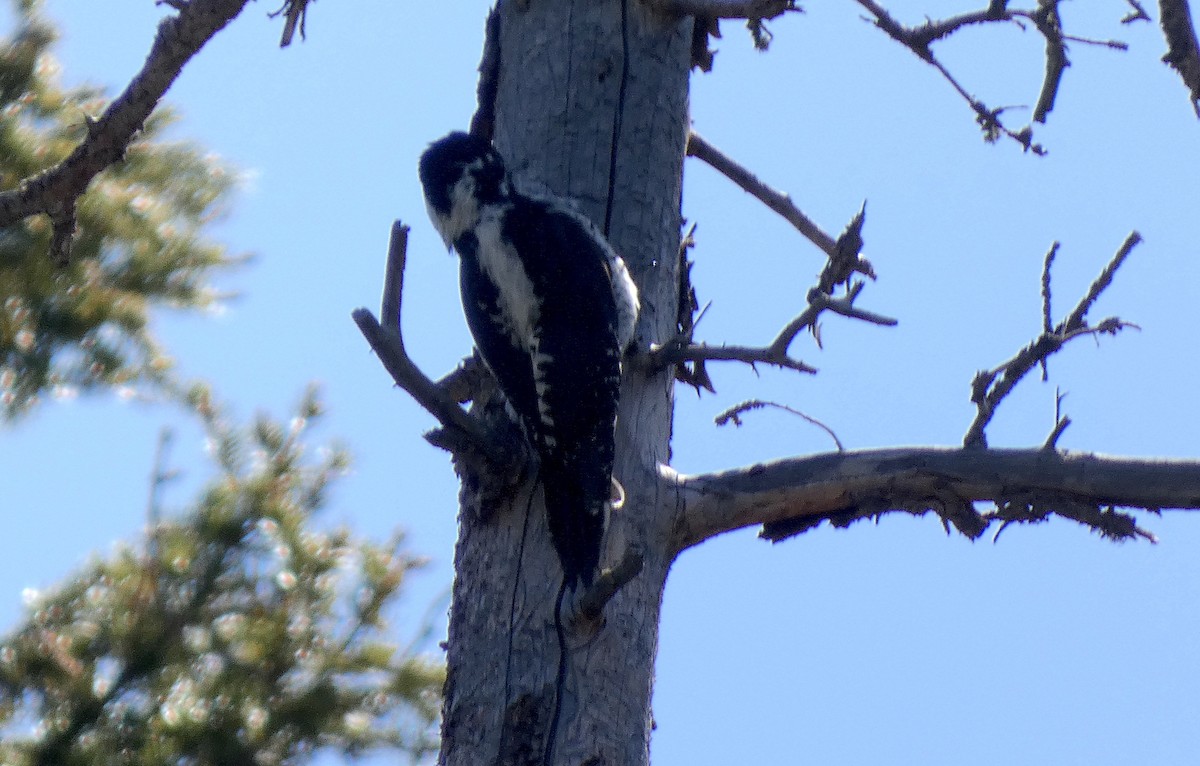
[{"x1": 438, "y1": 2, "x2": 691, "y2": 765}]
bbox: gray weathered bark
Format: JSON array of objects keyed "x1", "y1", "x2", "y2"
[{"x1": 438, "y1": 2, "x2": 691, "y2": 764}]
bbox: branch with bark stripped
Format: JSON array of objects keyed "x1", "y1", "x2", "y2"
[
  {"x1": 666, "y1": 447, "x2": 1200, "y2": 553},
  {"x1": 0, "y1": 0, "x2": 253, "y2": 264}
]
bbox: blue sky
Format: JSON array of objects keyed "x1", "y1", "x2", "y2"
[{"x1": 3, "y1": 1, "x2": 1200, "y2": 763}]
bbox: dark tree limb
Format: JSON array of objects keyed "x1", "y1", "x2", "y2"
[
  {"x1": 964, "y1": 233, "x2": 1141, "y2": 449},
  {"x1": 1124, "y1": 0, "x2": 1151, "y2": 24},
  {"x1": 1158, "y1": 0, "x2": 1200, "y2": 116},
  {"x1": 269, "y1": 0, "x2": 313, "y2": 47},
  {"x1": 0, "y1": 0, "x2": 252, "y2": 262},
  {"x1": 853, "y1": 0, "x2": 1132, "y2": 150},
  {"x1": 665, "y1": 447, "x2": 1200, "y2": 553}
]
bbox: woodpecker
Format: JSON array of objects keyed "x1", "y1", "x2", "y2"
[{"x1": 418, "y1": 131, "x2": 639, "y2": 590}]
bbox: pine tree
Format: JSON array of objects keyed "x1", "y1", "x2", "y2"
[{"x1": 0, "y1": 387, "x2": 443, "y2": 765}]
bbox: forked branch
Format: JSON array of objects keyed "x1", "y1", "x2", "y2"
[
  {"x1": 352, "y1": 221, "x2": 520, "y2": 477},
  {"x1": 964, "y1": 232, "x2": 1141, "y2": 448},
  {"x1": 652, "y1": 137, "x2": 892, "y2": 384},
  {"x1": 854, "y1": 0, "x2": 1132, "y2": 151}
]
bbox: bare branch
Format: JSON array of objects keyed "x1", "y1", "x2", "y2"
[
  {"x1": 380, "y1": 221, "x2": 408, "y2": 331},
  {"x1": 686, "y1": 130, "x2": 840, "y2": 258},
  {"x1": 269, "y1": 0, "x2": 312, "y2": 47},
  {"x1": 1060, "y1": 231, "x2": 1141, "y2": 332},
  {"x1": 1123, "y1": 0, "x2": 1151, "y2": 24},
  {"x1": 853, "y1": 0, "x2": 1133, "y2": 149},
  {"x1": 353, "y1": 222, "x2": 518, "y2": 476},
  {"x1": 1032, "y1": 0, "x2": 1067, "y2": 124},
  {"x1": 646, "y1": 156, "x2": 891, "y2": 383},
  {"x1": 651, "y1": 0, "x2": 796, "y2": 20},
  {"x1": 1042, "y1": 403, "x2": 1071, "y2": 451},
  {"x1": 715, "y1": 399, "x2": 845, "y2": 452},
  {"x1": 648, "y1": 340, "x2": 818, "y2": 374},
  {"x1": 964, "y1": 233, "x2": 1141, "y2": 448},
  {"x1": 0, "y1": 0, "x2": 252, "y2": 257},
  {"x1": 1159, "y1": 0, "x2": 1200, "y2": 116},
  {"x1": 1039, "y1": 241, "x2": 1057, "y2": 380},
  {"x1": 665, "y1": 447, "x2": 1199, "y2": 552}
]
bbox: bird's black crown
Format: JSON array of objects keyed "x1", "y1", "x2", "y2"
[{"x1": 418, "y1": 131, "x2": 507, "y2": 217}]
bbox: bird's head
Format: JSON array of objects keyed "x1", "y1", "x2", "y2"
[{"x1": 418, "y1": 131, "x2": 509, "y2": 251}]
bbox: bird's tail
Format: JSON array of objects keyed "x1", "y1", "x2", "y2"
[{"x1": 542, "y1": 465, "x2": 608, "y2": 589}]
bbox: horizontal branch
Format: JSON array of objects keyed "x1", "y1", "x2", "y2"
[
  {"x1": 646, "y1": 339, "x2": 817, "y2": 374},
  {"x1": 0, "y1": 0, "x2": 252, "y2": 262},
  {"x1": 666, "y1": 447, "x2": 1200, "y2": 552}
]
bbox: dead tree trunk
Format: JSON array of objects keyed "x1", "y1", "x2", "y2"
[{"x1": 438, "y1": 2, "x2": 691, "y2": 764}]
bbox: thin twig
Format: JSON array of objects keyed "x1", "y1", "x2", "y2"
[
  {"x1": 1032, "y1": 0, "x2": 1067, "y2": 124},
  {"x1": 1042, "y1": 388, "x2": 1071, "y2": 450},
  {"x1": 1040, "y1": 241, "x2": 1057, "y2": 380},
  {"x1": 1123, "y1": 0, "x2": 1150, "y2": 24},
  {"x1": 1059, "y1": 231, "x2": 1141, "y2": 333},
  {"x1": 650, "y1": 341, "x2": 817, "y2": 374},
  {"x1": 715, "y1": 399, "x2": 845, "y2": 451}
]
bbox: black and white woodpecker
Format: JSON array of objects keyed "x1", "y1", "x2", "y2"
[{"x1": 418, "y1": 131, "x2": 640, "y2": 590}]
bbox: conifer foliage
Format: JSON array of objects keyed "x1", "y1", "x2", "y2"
[
  {"x1": 0, "y1": 387, "x2": 443, "y2": 765},
  {"x1": 0, "y1": 0, "x2": 240, "y2": 420}
]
